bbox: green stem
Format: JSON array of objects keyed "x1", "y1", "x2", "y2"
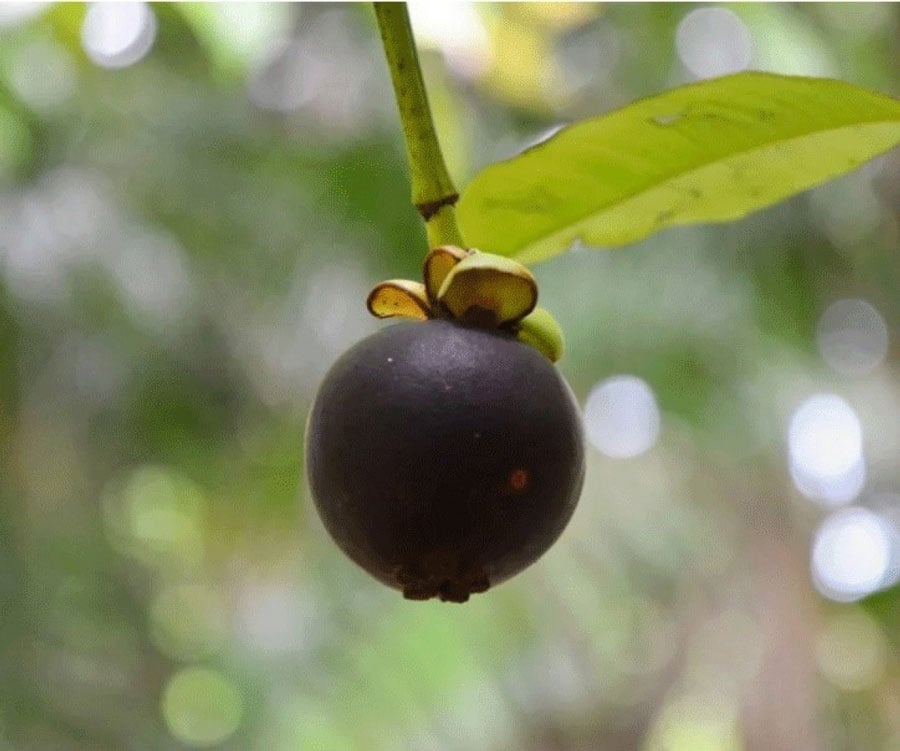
[{"x1": 373, "y1": 2, "x2": 464, "y2": 249}]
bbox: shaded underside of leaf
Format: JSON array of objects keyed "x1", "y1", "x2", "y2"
[{"x1": 456, "y1": 72, "x2": 900, "y2": 264}]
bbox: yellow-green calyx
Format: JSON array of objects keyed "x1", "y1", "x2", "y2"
[{"x1": 367, "y1": 246, "x2": 565, "y2": 362}]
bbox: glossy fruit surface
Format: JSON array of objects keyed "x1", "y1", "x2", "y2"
[{"x1": 306, "y1": 319, "x2": 585, "y2": 602}]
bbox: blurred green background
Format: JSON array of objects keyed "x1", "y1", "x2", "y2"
[{"x1": 0, "y1": 3, "x2": 898, "y2": 750}]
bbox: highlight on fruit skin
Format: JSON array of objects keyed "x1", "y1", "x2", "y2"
[
  {"x1": 305, "y1": 319, "x2": 585, "y2": 602},
  {"x1": 366, "y1": 245, "x2": 564, "y2": 362}
]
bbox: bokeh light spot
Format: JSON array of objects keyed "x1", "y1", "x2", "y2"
[
  {"x1": 102, "y1": 465, "x2": 207, "y2": 571},
  {"x1": 788, "y1": 394, "x2": 864, "y2": 505},
  {"x1": 811, "y1": 507, "x2": 894, "y2": 602},
  {"x1": 8, "y1": 38, "x2": 76, "y2": 113},
  {"x1": 584, "y1": 375, "x2": 660, "y2": 459},
  {"x1": 408, "y1": 1, "x2": 492, "y2": 79},
  {"x1": 233, "y1": 582, "x2": 320, "y2": 657},
  {"x1": 81, "y1": 2, "x2": 157, "y2": 69},
  {"x1": 870, "y1": 492, "x2": 900, "y2": 590},
  {"x1": 676, "y1": 7, "x2": 752, "y2": 79},
  {"x1": 817, "y1": 299, "x2": 888, "y2": 377},
  {"x1": 815, "y1": 609, "x2": 887, "y2": 691},
  {"x1": 150, "y1": 583, "x2": 228, "y2": 662},
  {"x1": 647, "y1": 696, "x2": 741, "y2": 751},
  {"x1": 110, "y1": 229, "x2": 192, "y2": 330},
  {"x1": 162, "y1": 667, "x2": 243, "y2": 747},
  {"x1": 809, "y1": 178, "x2": 883, "y2": 249},
  {"x1": 182, "y1": 3, "x2": 292, "y2": 75},
  {"x1": 0, "y1": 2, "x2": 49, "y2": 28}
]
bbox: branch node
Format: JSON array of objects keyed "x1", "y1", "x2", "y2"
[{"x1": 416, "y1": 193, "x2": 459, "y2": 221}]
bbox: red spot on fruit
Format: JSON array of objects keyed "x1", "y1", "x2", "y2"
[{"x1": 508, "y1": 468, "x2": 529, "y2": 493}]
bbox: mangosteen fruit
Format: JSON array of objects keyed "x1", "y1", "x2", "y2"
[{"x1": 305, "y1": 246, "x2": 585, "y2": 602}]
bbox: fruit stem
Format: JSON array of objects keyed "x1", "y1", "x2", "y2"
[{"x1": 373, "y1": 3, "x2": 465, "y2": 249}]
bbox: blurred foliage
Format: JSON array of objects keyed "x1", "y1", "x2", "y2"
[{"x1": 0, "y1": 3, "x2": 897, "y2": 751}]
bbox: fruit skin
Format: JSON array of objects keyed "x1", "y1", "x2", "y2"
[{"x1": 305, "y1": 319, "x2": 585, "y2": 602}]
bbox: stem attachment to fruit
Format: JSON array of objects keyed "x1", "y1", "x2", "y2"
[
  {"x1": 370, "y1": 3, "x2": 566, "y2": 363},
  {"x1": 373, "y1": 2, "x2": 464, "y2": 248}
]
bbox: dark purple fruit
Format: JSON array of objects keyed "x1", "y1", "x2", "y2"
[{"x1": 305, "y1": 319, "x2": 585, "y2": 602}]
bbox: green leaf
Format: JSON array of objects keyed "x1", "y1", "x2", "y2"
[{"x1": 457, "y1": 72, "x2": 900, "y2": 263}]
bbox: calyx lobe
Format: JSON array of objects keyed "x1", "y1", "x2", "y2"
[{"x1": 367, "y1": 245, "x2": 564, "y2": 362}]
